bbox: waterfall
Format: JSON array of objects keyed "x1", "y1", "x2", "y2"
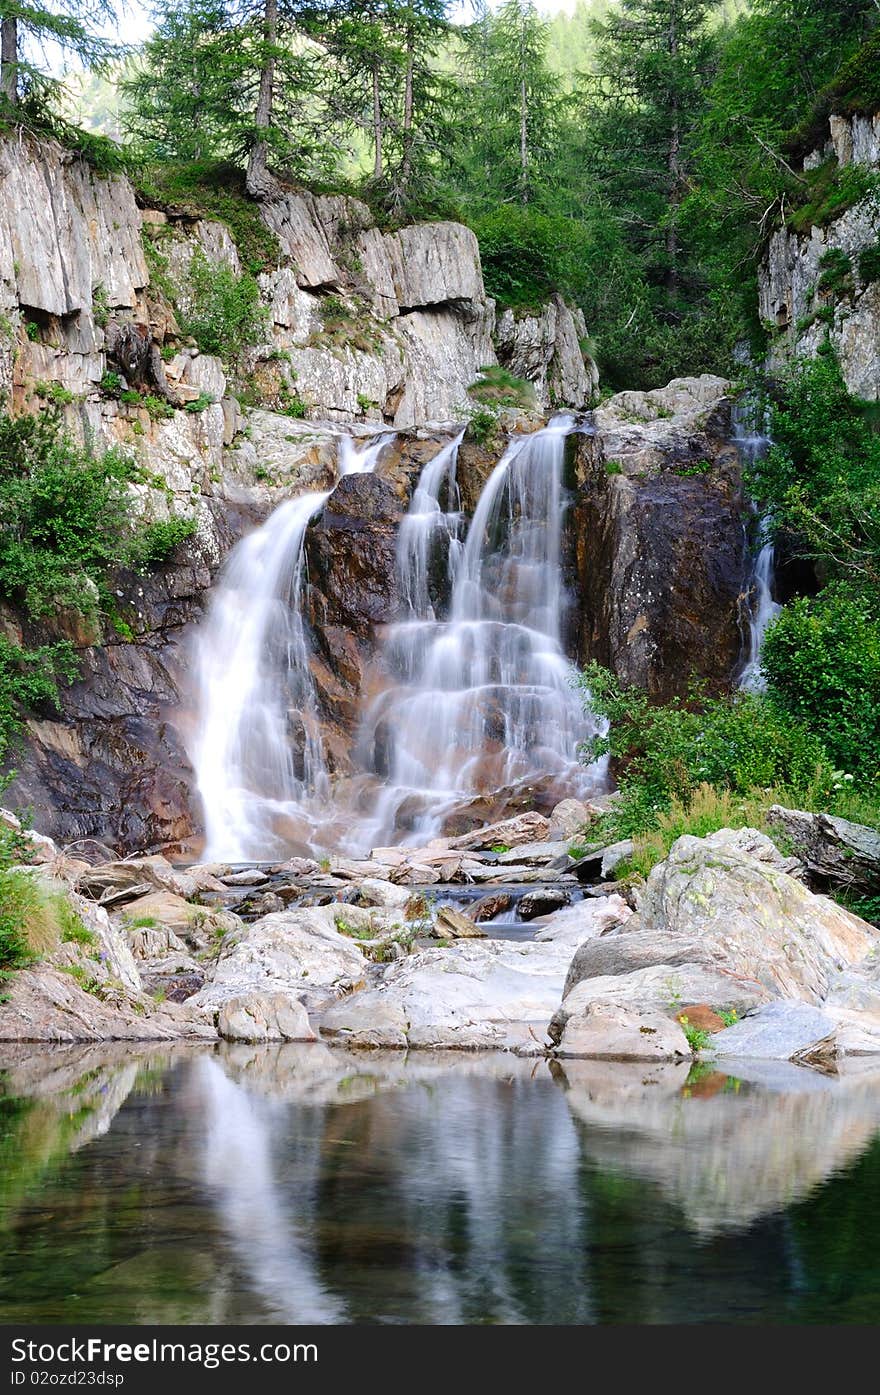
[
  {"x1": 356, "y1": 415, "x2": 601, "y2": 846},
  {"x1": 189, "y1": 433, "x2": 392, "y2": 862},
  {"x1": 734, "y1": 406, "x2": 781, "y2": 693}
]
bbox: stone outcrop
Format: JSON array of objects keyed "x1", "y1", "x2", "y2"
[
  {"x1": 548, "y1": 827, "x2": 880, "y2": 1061},
  {"x1": 572, "y1": 375, "x2": 748, "y2": 699},
  {"x1": 759, "y1": 109, "x2": 880, "y2": 399},
  {"x1": 495, "y1": 295, "x2": 599, "y2": 413}
]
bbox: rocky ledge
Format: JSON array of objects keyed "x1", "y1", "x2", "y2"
[{"x1": 3, "y1": 800, "x2": 880, "y2": 1068}]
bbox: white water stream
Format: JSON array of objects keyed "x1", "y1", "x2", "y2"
[
  {"x1": 188, "y1": 433, "x2": 392, "y2": 861},
  {"x1": 734, "y1": 410, "x2": 781, "y2": 692},
  {"x1": 354, "y1": 415, "x2": 602, "y2": 846}
]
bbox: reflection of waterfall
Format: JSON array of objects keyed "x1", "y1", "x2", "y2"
[
  {"x1": 195, "y1": 1056, "x2": 346, "y2": 1324},
  {"x1": 188, "y1": 434, "x2": 391, "y2": 861},
  {"x1": 357, "y1": 417, "x2": 603, "y2": 845},
  {"x1": 734, "y1": 406, "x2": 781, "y2": 692}
]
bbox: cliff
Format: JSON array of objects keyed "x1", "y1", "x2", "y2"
[{"x1": 759, "y1": 108, "x2": 880, "y2": 398}]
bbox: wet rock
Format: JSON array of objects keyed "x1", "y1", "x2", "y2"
[
  {"x1": 554, "y1": 1001, "x2": 691, "y2": 1061},
  {"x1": 471, "y1": 892, "x2": 513, "y2": 922},
  {"x1": 517, "y1": 888, "x2": 572, "y2": 921},
  {"x1": 220, "y1": 868, "x2": 270, "y2": 887},
  {"x1": 710, "y1": 1002, "x2": 839, "y2": 1063},
  {"x1": 217, "y1": 992, "x2": 317, "y2": 1044},
  {"x1": 574, "y1": 376, "x2": 747, "y2": 699},
  {"x1": 240, "y1": 891, "x2": 286, "y2": 917},
  {"x1": 448, "y1": 812, "x2": 551, "y2": 853},
  {"x1": 435, "y1": 906, "x2": 487, "y2": 939}
]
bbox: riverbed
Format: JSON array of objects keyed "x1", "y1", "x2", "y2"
[{"x1": 2, "y1": 1044, "x2": 880, "y2": 1324}]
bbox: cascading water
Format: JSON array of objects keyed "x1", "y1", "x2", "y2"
[
  {"x1": 189, "y1": 432, "x2": 392, "y2": 862},
  {"x1": 355, "y1": 415, "x2": 603, "y2": 846},
  {"x1": 734, "y1": 407, "x2": 781, "y2": 692}
]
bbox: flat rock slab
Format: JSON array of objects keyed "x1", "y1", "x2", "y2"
[
  {"x1": 554, "y1": 1001, "x2": 692, "y2": 1061},
  {"x1": 710, "y1": 1001, "x2": 838, "y2": 1061}
]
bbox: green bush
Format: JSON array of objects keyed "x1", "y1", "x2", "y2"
[
  {"x1": 123, "y1": 516, "x2": 198, "y2": 571},
  {"x1": 178, "y1": 248, "x2": 267, "y2": 362},
  {"x1": 473, "y1": 207, "x2": 592, "y2": 312},
  {"x1": 817, "y1": 247, "x2": 854, "y2": 298},
  {"x1": 747, "y1": 354, "x2": 880, "y2": 586},
  {"x1": 0, "y1": 636, "x2": 78, "y2": 764},
  {"x1": 468, "y1": 365, "x2": 537, "y2": 411},
  {"x1": 0, "y1": 869, "x2": 38, "y2": 981},
  {"x1": 858, "y1": 243, "x2": 880, "y2": 284},
  {"x1": 579, "y1": 661, "x2": 834, "y2": 839},
  {"x1": 762, "y1": 584, "x2": 880, "y2": 790}
]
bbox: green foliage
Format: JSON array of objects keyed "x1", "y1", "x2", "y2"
[
  {"x1": 858, "y1": 243, "x2": 880, "y2": 284},
  {"x1": 747, "y1": 354, "x2": 880, "y2": 586},
  {"x1": 473, "y1": 206, "x2": 593, "y2": 313},
  {"x1": 762, "y1": 585, "x2": 880, "y2": 791},
  {"x1": 0, "y1": 636, "x2": 78, "y2": 765},
  {"x1": 184, "y1": 392, "x2": 214, "y2": 413},
  {"x1": 817, "y1": 247, "x2": 854, "y2": 298},
  {"x1": 678, "y1": 1016, "x2": 712, "y2": 1053},
  {"x1": 785, "y1": 160, "x2": 878, "y2": 236},
  {"x1": 178, "y1": 248, "x2": 267, "y2": 363},
  {"x1": 0, "y1": 405, "x2": 197, "y2": 758},
  {"x1": 123, "y1": 516, "x2": 198, "y2": 572},
  {"x1": 99, "y1": 370, "x2": 123, "y2": 396},
  {"x1": 134, "y1": 161, "x2": 281, "y2": 275},
  {"x1": 580, "y1": 661, "x2": 834, "y2": 840},
  {"x1": 468, "y1": 365, "x2": 536, "y2": 411},
  {"x1": 785, "y1": 28, "x2": 880, "y2": 162},
  {"x1": 0, "y1": 870, "x2": 39, "y2": 981},
  {"x1": 34, "y1": 381, "x2": 75, "y2": 408},
  {"x1": 464, "y1": 404, "x2": 503, "y2": 451}
]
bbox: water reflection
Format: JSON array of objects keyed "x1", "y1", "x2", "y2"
[{"x1": 2, "y1": 1044, "x2": 880, "y2": 1323}]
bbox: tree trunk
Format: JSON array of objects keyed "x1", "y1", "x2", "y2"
[
  {"x1": 401, "y1": 30, "x2": 414, "y2": 190},
  {"x1": 1, "y1": 17, "x2": 18, "y2": 106},
  {"x1": 665, "y1": 5, "x2": 680, "y2": 299},
  {"x1": 246, "y1": 0, "x2": 281, "y2": 201},
  {"x1": 372, "y1": 59, "x2": 383, "y2": 180},
  {"x1": 520, "y1": 75, "x2": 528, "y2": 205}
]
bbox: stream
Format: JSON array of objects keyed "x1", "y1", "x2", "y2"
[{"x1": 2, "y1": 1045, "x2": 880, "y2": 1325}]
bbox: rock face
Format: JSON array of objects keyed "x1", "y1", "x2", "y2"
[
  {"x1": 767, "y1": 806, "x2": 880, "y2": 894},
  {"x1": 759, "y1": 109, "x2": 880, "y2": 399},
  {"x1": 494, "y1": 295, "x2": 599, "y2": 412},
  {"x1": 548, "y1": 827, "x2": 880, "y2": 1061},
  {"x1": 573, "y1": 376, "x2": 748, "y2": 699}
]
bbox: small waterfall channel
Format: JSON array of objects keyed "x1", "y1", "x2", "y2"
[
  {"x1": 188, "y1": 433, "x2": 392, "y2": 862},
  {"x1": 354, "y1": 414, "x2": 603, "y2": 847},
  {"x1": 188, "y1": 416, "x2": 602, "y2": 860},
  {"x1": 734, "y1": 407, "x2": 781, "y2": 692}
]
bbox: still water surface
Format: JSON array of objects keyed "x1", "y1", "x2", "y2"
[{"x1": 2, "y1": 1044, "x2": 880, "y2": 1324}]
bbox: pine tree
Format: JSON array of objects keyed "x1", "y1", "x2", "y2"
[
  {"x1": 0, "y1": 0, "x2": 117, "y2": 109},
  {"x1": 588, "y1": 0, "x2": 718, "y2": 299},
  {"x1": 455, "y1": 0, "x2": 559, "y2": 210}
]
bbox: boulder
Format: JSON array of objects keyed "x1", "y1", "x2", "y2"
[
  {"x1": 549, "y1": 963, "x2": 770, "y2": 1048},
  {"x1": 448, "y1": 812, "x2": 551, "y2": 852},
  {"x1": 637, "y1": 829, "x2": 878, "y2": 1004},
  {"x1": 435, "y1": 905, "x2": 487, "y2": 939},
  {"x1": 710, "y1": 1002, "x2": 839, "y2": 1063},
  {"x1": 217, "y1": 992, "x2": 317, "y2": 1043},
  {"x1": 347, "y1": 878, "x2": 413, "y2": 910},
  {"x1": 119, "y1": 891, "x2": 240, "y2": 950},
  {"x1": 554, "y1": 1001, "x2": 692, "y2": 1061},
  {"x1": 547, "y1": 798, "x2": 593, "y2": 841},
  {"x1": 496, "y1": 840, "x2": 571, "y2": 866},
  {"x1": 76, "y1": 855, "x2": 204, "y2": 904},
  {"x1": 767, "y1": 806, "x2": 880, "y2": 893},
  {"x1": 190, "y1": 905, "x2": 367, "y2": 1016},
  {"x1": 320, "y1": 935, "x2": 590, "y2": 1051},
  {"x1": 517, "y1": 888, "x2": 572, "y2": 921}
]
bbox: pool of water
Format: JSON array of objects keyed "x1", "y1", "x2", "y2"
[{"x1": 2, "y1": 1043, "x2": 880, "y2": 1324}]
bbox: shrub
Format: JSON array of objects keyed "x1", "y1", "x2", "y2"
[
  {"x1": 858, "y1": 243, "x2": 880, "y2": 284},
  {"x1": 817, "y1": 247, "x2": 854, "y2": 298},
  {"x1": 762, "y1": 584, "x2": 880, "y2": 790},
  {"x1": 468, "y1": 365, "x2": 537, "y2": 411},
  {"x1": 178, "y1": 249, "x2": 267, "y2": 362},
  {"x1": 123, "y1": 516, "x2": 198, "y2": 571},
  {"x1": 747, "y1": 354, "x2": 880, "y2": 586},
  {"x1": 473, "y1": 207, "x2": 593, "y2": 312},
  {"x1": 0, "y1": 870, "x2": 39, "y2": 981},
  {"x1": 579, "y1": 662, "x2": 834, "y2": 840},
  {"x1": 0, "y1": 636, "x2": 78, "y2": 765}
]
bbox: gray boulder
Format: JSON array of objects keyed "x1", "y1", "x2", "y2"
[
  {"x1": 710, "y1": 1002, "x2": 838, "y2": 1062},
  {"x1": 767, "y1": 806, "x2": 880, "y2": 893}
]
